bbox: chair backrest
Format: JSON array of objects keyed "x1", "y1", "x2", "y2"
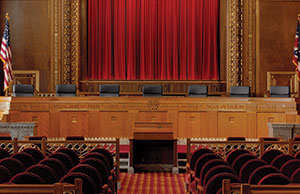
[
  {"x1": 56, "y1": 84, "x2": 76, "y2": 97},
  {"x1": 82, "y1": 152, "x2": 111, "y2": 170},
  {"x1": 143, "y1": 85, "x2": 162, "y2": 97},
  {"x1": 39, "y1": 158, "x2": 67, "y2": 179},
  {"x1": 10, "y1": 172, "x2": 45, "y2": 184},
  {"x1": 195, "y1": 153, "x2": 221, "y2": 178},
  {"x1": 271, "y1": 154, "x2": 294, "y2": 170},
  {"x1": 90, "y1": 148, "x2": 114, "y2": 170},
  {"x1": 239, "y1": 159, "x2": 267, "y2": 183},
  {"x1": 205, "y1": 172, "x2": 239, "y2": 194},
  {"x1": 261, "y1": 149, "x2": 284, "y2": 164},
  {"x1": 280, "y1": 159, "x2": 300, "y2": 177},
  {"x1": 200, "y1": 159, "x2": 229, "y2": 185},
  {"x1": 0, "y1": 148, "x2": 10, "y2": 160},
  {"x1": 21, "y1": 148, "x2": 45, "y2": 163},
  {"x1": 48, "y1": 152, "x2": 74, "y2": 171},
  {"x1": 258, "y1": 173, "x2": 290, "y2": 185},
  {"x1": 270, "y1": 86, "x2": 290, "y2": 97},
  {"x1": 60, "y1": 172, "x2": 97, "y2": 194},
  {"x1": 188, "y1": 85, "x2": 208, "y2": 97},
  {"x1": 11, "y1": 152, "x2": 36, "y2": 169},
  {"x1": 203, "y1": 165, "x2": 237, "y2": 186},
  {"x1": 249, "y1": 165, "x2": 279, "y2": 184},
  {"x1": 80, "y1": 158, "x2": 109, "y2": 183},
  {"x1": 230, "y1": 86, "x2": 250, "y2": 97},
  {"x1": 0, "y1": 165, "x2": 12, "y2": 184},
  {"x1": 69, "y1": 164, "x2": 103, "y2": 191},
  {"x1": 190, "y1": 148, "x2": 214, "y2": 171},
  {"x1": 13, "y1": 84, "x2": 34, "y2": 97},
  {"x1": 226, "y1": 149, "x2": 250, "y2": 165},
  {"x1": 55, "y1": 148, "x2": 79, "y2": 166},
  {"x1": 26, "y1": 164, "x2": 58, "y2": 184},
  {"x1": 0, "y1": 158, "x2": 26, "y2": 176},
  {"x1": 99, "y1": 84, "x2": 120, "y2": 97},
  {"x1": 232, "y1": 153, "x2": 257, "y2": 174}
]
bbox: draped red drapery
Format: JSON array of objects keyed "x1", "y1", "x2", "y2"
[{"x1": 87, "y1": 0, "x2": 219, "y2": 80}]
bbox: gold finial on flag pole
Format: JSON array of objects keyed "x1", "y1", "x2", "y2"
[{"x1": 5, "y1": 13, "x2": 9, "y2": 20}]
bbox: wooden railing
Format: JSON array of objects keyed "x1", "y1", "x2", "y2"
[
  {"x1": 222, "y1": 179, "x2": 300, "y2": 194},
  {"x1": 0, "y1": 178, "x2": 82, "y2": 194}
]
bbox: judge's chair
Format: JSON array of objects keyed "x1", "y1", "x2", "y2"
[
  {"x1": 56, "y1": 84, "x2": 76, "y2": 97},
  {"x1": 99, "y1": 84, "x2": 120, "y2": 97},
  {"x1": 270, "y1": 86, "x2": 290, "y2": 97},
  {"x1": 230, "y1": 86, "x2": 250, "y2": 97},
  {"x1": 12, "y1": 84, "x2": 34, "y2": 97},
  {"x1": 142, "y1": 85, "x2": 163, "y2": 97},
  {"x1": 188, "y1": 85, "x2": 208, "y2": 97}
]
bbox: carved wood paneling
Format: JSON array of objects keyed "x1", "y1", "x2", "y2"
[
  {"x1": 267, "y1": 71, "x2": 299, "y2": 97},
  {"x1": 7, "y1": 97, "x2": 298, "y2": 138},
  {"x1": 255, "y1": 0, "x2": 300, "y2": 96}
]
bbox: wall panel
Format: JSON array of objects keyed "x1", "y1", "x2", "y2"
[
  {"x1": 0, "y1": 0, "x2": 54, "y2": 92},
  {"x1": 256, "y1": 0, "x2": 300, "y2": 96}
]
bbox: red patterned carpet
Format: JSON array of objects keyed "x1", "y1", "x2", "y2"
[{"x1": 119, "y1": 172, "x2": 185, "y2": 194}]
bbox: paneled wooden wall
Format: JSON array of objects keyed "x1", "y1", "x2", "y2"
[
  {"x1": 256, "y1": 0, "x2": 300, "y2": 96},
  {"x1": 0, "y1": 0, "x2": 54, "y2": 92}
]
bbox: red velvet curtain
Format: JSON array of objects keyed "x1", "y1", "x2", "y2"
[{"x1": 87, "y1": 0, "x2": 219, "y2": 80}]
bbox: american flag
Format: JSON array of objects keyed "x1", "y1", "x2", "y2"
[
  {"x1": 0, "y1": 14, "x2": 13, "y2": 91},
  {"x1": 293, "y1": 16, "x2": 300, "y2": 80}
]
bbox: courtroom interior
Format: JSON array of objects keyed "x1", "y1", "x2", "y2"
[{"x1": 1, "y1": 0, "x2": 300, "y2": 194}]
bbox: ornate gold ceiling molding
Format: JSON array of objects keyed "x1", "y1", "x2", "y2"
[{"x1": 226, "y1": 0, "x2": 256, "y2": 93}]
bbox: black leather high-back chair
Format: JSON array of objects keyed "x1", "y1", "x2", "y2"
[
  {"x1": 230, "y1": 86, "x2": 250, "y2": 97},
  {"x1": 142, "y1": 85, "x2": 162, "y2": 97},
  {"x1": 56, "y1": 84, "x2": 76, "y2": 97},
  {"x1": 99, "y1": 84, "x2": 119, "y2": 97},
  {"x1": 188, "y1": 85, "x2": 208, "y2": 97},
  {"x1": 270, "y1": 86, "x2": 290, "y2": 97},
  {"x1": 13, "y1": 84, "x2": 34, "y2": 97}
]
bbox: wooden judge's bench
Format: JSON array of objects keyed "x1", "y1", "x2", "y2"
[{"x1": 3, "y1": 97, "x2": 298, "y2": 139}]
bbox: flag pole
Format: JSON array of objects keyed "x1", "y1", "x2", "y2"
[{"x1": 5, "y1": 13, "x2": 8, "y2": 97}]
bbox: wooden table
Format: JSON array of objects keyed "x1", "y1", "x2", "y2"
[{"x1": 6, "y1": 97, "x2": 297, "y2": 138}]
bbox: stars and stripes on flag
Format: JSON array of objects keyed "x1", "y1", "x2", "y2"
[
  {"x1": 0, "y1": 14, "x2": 13, "y2": 91},
  {"x1": 293, "y1": 16, "x2": 300, "y2": 80}
]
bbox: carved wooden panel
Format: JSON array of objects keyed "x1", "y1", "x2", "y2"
[
  {"x1": 256, "y1": 113, "x2": 286, "y2": 137},
  {"x1": 12, "y1": 70, "x2": 40, "y2": 92},
  {"x1": 59, "y1": 111, "x2": 88, "y2": 137},
  {"x1": 217, "y1": 112, "x2": 248, "y2": 137},
  {"x1": 98, "y1": 111, "x2": 131, "y2": 137},
  {"x1": 138, "y1": 111, "x2": 168, "y2": 123},
  {"x1": 267, "y1": 71, "x2": 299, "y2": 97},
  {"x1": 9, "y1": 111, "x2": 49, "y2": 137},
  {"x1": 178, "y1": 112, "x2": 207, "y2": 137}
]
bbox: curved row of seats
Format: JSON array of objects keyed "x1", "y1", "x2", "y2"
[
  {"x1": 0, "y1": 146, "x2": 116, "y2": 194},
  {"x1": 188, "y1": 148, "x2": 300, "y2": 194}
]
